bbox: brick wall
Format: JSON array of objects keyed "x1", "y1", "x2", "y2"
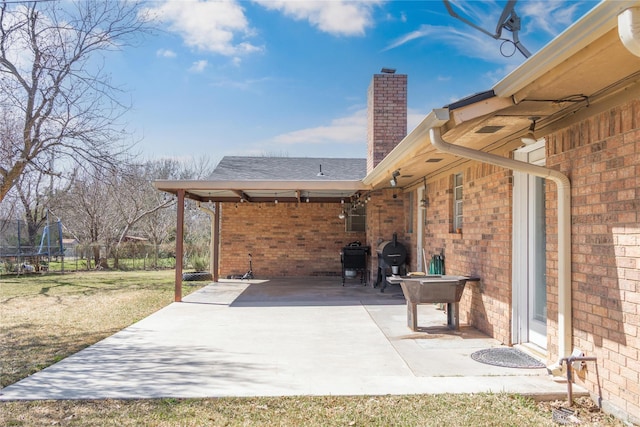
[
  {"x1": 546, "y1": 98, "x2": 639, "y2": 422},
  {"x1": 365, "y1": 189, "x2": 408, "y2": 282},
  {"x1": 219, "y1": 202, "x2": 365, "y2": 278},
  {"x1": 422, "y1": 164, "x2": 513, "y2": 344},
  {"x1": 367, "y1": 73, "x2": 407, "y2": 173}
]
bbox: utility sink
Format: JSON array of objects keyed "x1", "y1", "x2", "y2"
[{"x1": 388, "y1": 275, "x2": 479, "y2": 331}]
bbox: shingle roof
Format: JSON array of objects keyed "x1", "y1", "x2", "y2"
[{"x1": 209, "y1": 157, "x2": 366, "y2": 181}]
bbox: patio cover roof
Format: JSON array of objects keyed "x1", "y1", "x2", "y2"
[{"x1": 154, "y1": 157, "x2": 368, "y2": 203}]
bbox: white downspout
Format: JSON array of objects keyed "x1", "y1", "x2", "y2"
[
  {"x1": 428, "y1": 123, "x2": 572, "y2": 358},
  {"x1": 619, "y1": 7, "x2": 640, "y2": 57}
]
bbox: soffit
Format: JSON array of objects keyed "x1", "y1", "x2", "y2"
[{"x1": 367, "y1": 24, "x2": 640, "y2": 191}]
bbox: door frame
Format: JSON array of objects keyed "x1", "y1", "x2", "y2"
[
  {"x1": 512, "y1": 140, "x2": 547, "y2": 348},
  {"x1": 417, "y1": 186, "x2": 425, "y2": 272}
]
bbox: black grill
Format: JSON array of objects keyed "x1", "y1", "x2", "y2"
[
  {"x1": 341, "y1": 244, "x2": 370, "y2": 286},
  {"x1": 375, "y1": 233, "x2": 407, "y2": 292}
]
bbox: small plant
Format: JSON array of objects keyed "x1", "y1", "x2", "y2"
[{"x1": 189, "y1": 255, "x2": 208, "y2": 272}]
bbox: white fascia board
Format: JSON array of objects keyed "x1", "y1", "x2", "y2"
[{"x1": 153, "y1": 180, "x2": 367, "y2": 192}]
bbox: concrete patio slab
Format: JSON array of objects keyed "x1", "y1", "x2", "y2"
[{"x1": 0, "y1": 278, "x2": 582, "y2": 401}]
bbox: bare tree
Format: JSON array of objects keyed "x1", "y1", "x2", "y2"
[
  {"x1": 54, "y1": 157, "x2": 216, "y2": 270},
  {"x1": 107, "y1": 163, "x2": 175, "y2": 268},
  {"x1": 14, "y1": 165, "x2": 56, "y2": 249},
  {"x1": 58, "y1": 166, "x2": 111, "y2": 267},
  {"x1": 0, "y1": 0, "x2": 151, "y2": 202}
]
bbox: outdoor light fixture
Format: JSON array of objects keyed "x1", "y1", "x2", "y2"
[
  {"x1": 390, "y1": 170, "x2": 400, "y2": 187},
  {"x1": 521, "y1": 117, "x2": 540, "y2": 145}
]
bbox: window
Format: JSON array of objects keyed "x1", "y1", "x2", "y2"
[
  {"x1": 453, "y1": 173, "x2": 463, "y2": 232},
  {"x1": 346, "y1": 203, "x2": 366, "y2": 232}
]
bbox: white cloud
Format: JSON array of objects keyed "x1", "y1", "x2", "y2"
[
  {"x1": 270, "y1": 106, "x2": 427, "y2": 147},
  {"x1": 253, "y1": 0, "x2": 384, "y2": 36},
  {"x1": 156, "y1": 48, "x2": 177, "y2": 58},
  {"x1": 189, "y1": 59, "x2": 208, "y2": 73},
  {"x1": 385, "y1": 23, "x2": 512, "y2": 63},
  {"x1": 144, "y1": 0, "x2": 262, "y2": 56},
  {"x1": 272, "y1": 108, "x2": 367, "y2": 145},
  {"x1": 519, "y1": 1, "x2": 586, "y2": 37},
  {"x1": 383, "y1": 24, "x2": 439, "y2": 51}
]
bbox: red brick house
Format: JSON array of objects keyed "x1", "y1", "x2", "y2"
[{"x1": 155, "y1": 2, "x2": 640, "y2": 422}]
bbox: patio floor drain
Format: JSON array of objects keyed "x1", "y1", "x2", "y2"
[{"x1": 470, "y1": 347, "x2": 546, "y2": 369}]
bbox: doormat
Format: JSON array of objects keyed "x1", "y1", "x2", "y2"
[{"x1": 470, "y1": 348, "x2": 546, "y2": 369}]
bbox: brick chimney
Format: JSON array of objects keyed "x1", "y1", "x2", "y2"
[{"x1": 367, "y1": 71, "x2": 407, "y2": 173}]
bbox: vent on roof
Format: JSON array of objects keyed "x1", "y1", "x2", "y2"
[
  {"x1": 317, "y1": 164, "x2": 326, "y2": 177},
  {"x1": 426, "y1": 158, "x2": 443, "y2": 163},
  {"x1": 476, "y1": 125, "x2": 504, "y2": 134}
]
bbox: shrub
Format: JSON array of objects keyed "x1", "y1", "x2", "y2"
[{"x1": 189, "y1": 255, "x2": 209, "y2": 272}]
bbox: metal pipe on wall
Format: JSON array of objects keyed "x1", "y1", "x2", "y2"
[{"x1": 428, "y1": 122, "x2": 572, "y2": 358}]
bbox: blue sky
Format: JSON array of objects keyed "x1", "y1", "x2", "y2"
[{"x1": 111, "y1": 0, "x2": 597, "y2": 163}]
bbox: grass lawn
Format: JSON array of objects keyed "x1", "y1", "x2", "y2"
[{"x1": 0, "y1": 271, "x2": 623, "y2": 426}]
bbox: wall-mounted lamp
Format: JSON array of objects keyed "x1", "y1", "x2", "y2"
[
  {"x1": 390, "y1": 170, "x2": 400, "y2": 187},
  {"x1": 521, "y1": 116, "x2": 540, "y2": 145},
  {"x1": 338, "y1": 211, "x2": 346, "y2": 220}
]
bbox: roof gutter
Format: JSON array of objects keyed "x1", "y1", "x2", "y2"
[{"x1": 428, "y1": 112, "x2": 572, "y2": 358}]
